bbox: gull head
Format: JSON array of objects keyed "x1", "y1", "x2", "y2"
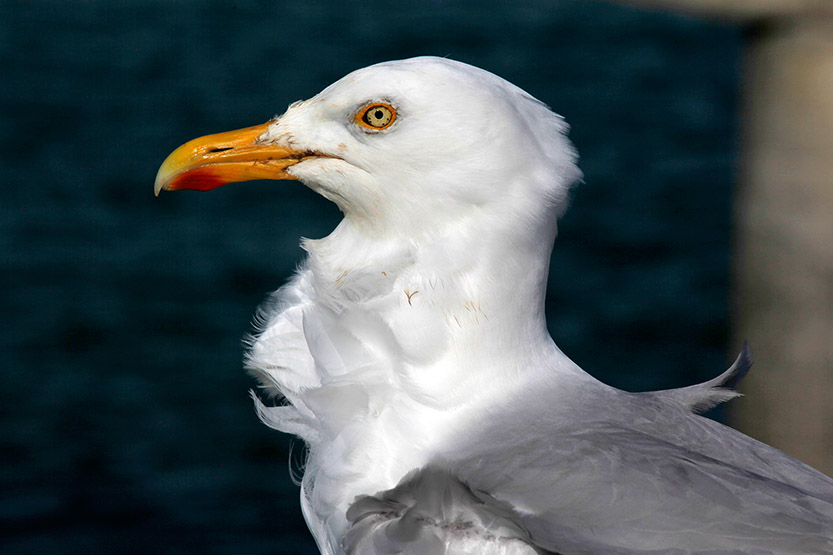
[{"x1": 155, "y1": 57, "x2": 581, "y2": 239}]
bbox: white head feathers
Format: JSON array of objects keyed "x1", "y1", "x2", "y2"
[{"x1": 259, "y1": 57, "x2": 582, "y2": 240}]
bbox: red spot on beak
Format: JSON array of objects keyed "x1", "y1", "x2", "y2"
[{"x1": 168, "y1": 167, "x2": 228, "y2": 192}]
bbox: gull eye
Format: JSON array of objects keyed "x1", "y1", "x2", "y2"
[{"x1": 357, "y1": 103, "x2": 396, "y2": 130}]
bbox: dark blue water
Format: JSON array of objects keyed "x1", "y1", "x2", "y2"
[{"x1": 1, "y1": 1, "x2": 740, "y2": 552}]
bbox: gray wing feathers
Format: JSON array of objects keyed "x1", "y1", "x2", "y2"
[
  {"x1": 344, "y1": 435, "x2": 833, "y2": 554},
  {"x1": 342, "y1": 343, "x2": 833, "y2": 553},
  {"x1": 452, "y1": 421, "x2": 833, "y2": 554},
  {"x1": 506, "y1": 428, "x2": 833, "y2": 553}
]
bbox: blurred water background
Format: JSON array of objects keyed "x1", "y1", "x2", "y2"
[{"x1": 1, "y1": 1, "x2": 740, "y2": 552}]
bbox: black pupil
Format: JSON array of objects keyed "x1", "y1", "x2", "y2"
[{"x1": 374, "y1": 110, "x2": 384, "y2": 120}]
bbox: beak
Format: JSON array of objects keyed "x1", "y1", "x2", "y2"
[{"x1": 154, "y1": 121, "x2": 307, "y2": 196}]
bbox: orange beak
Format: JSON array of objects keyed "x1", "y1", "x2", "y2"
[{"x1": 154, "y1": 122, "x2": 307, "y2": 196}]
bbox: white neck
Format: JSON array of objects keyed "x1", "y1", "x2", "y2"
[
  {"x1": 305, "y1": 210, "x2": 562, "y2": 391},
  {"x1": 249, "y1": 211, "x2": 581, "y2": 553}
]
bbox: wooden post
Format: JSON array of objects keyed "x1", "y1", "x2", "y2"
[
  {"x1": 734, "y1": 19, "x2": 833, "y2": 475},
  {"x1": 612, "y1": 1, "x2": 833, "y2": 474}
]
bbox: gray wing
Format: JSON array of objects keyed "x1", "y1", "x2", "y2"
[
  {"x1": 344, "y1": 347, "x2": 833, "y2": 554},
  {"x1": 344, "y1": 438, "x2": 833, "y2": 555},
  {"x1": 446, "y1": 359, "x2": 833, "y2": 554},
  {"x1": 345, "y1": 431, "x2": 833, "y2": 554},
  {"x1": 455, "y1": 423, "x2": 833, "y2": 554}
]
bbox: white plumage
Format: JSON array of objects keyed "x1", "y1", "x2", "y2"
[{"x1": 157, "y1": 57, "x2": 833, "y2": 554}]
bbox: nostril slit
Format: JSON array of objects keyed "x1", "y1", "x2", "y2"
[{"x1": 208, "y1": 147, "x2": 233, "y2": 153}]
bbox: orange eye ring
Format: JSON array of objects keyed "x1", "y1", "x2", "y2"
[{"x1": 356, "y1": 103, "x2": 396, "y2": 130}]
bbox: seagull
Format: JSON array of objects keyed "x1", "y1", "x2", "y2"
[{"x1": 155, "y1": 57, "x2": 833, "y2": 554}]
